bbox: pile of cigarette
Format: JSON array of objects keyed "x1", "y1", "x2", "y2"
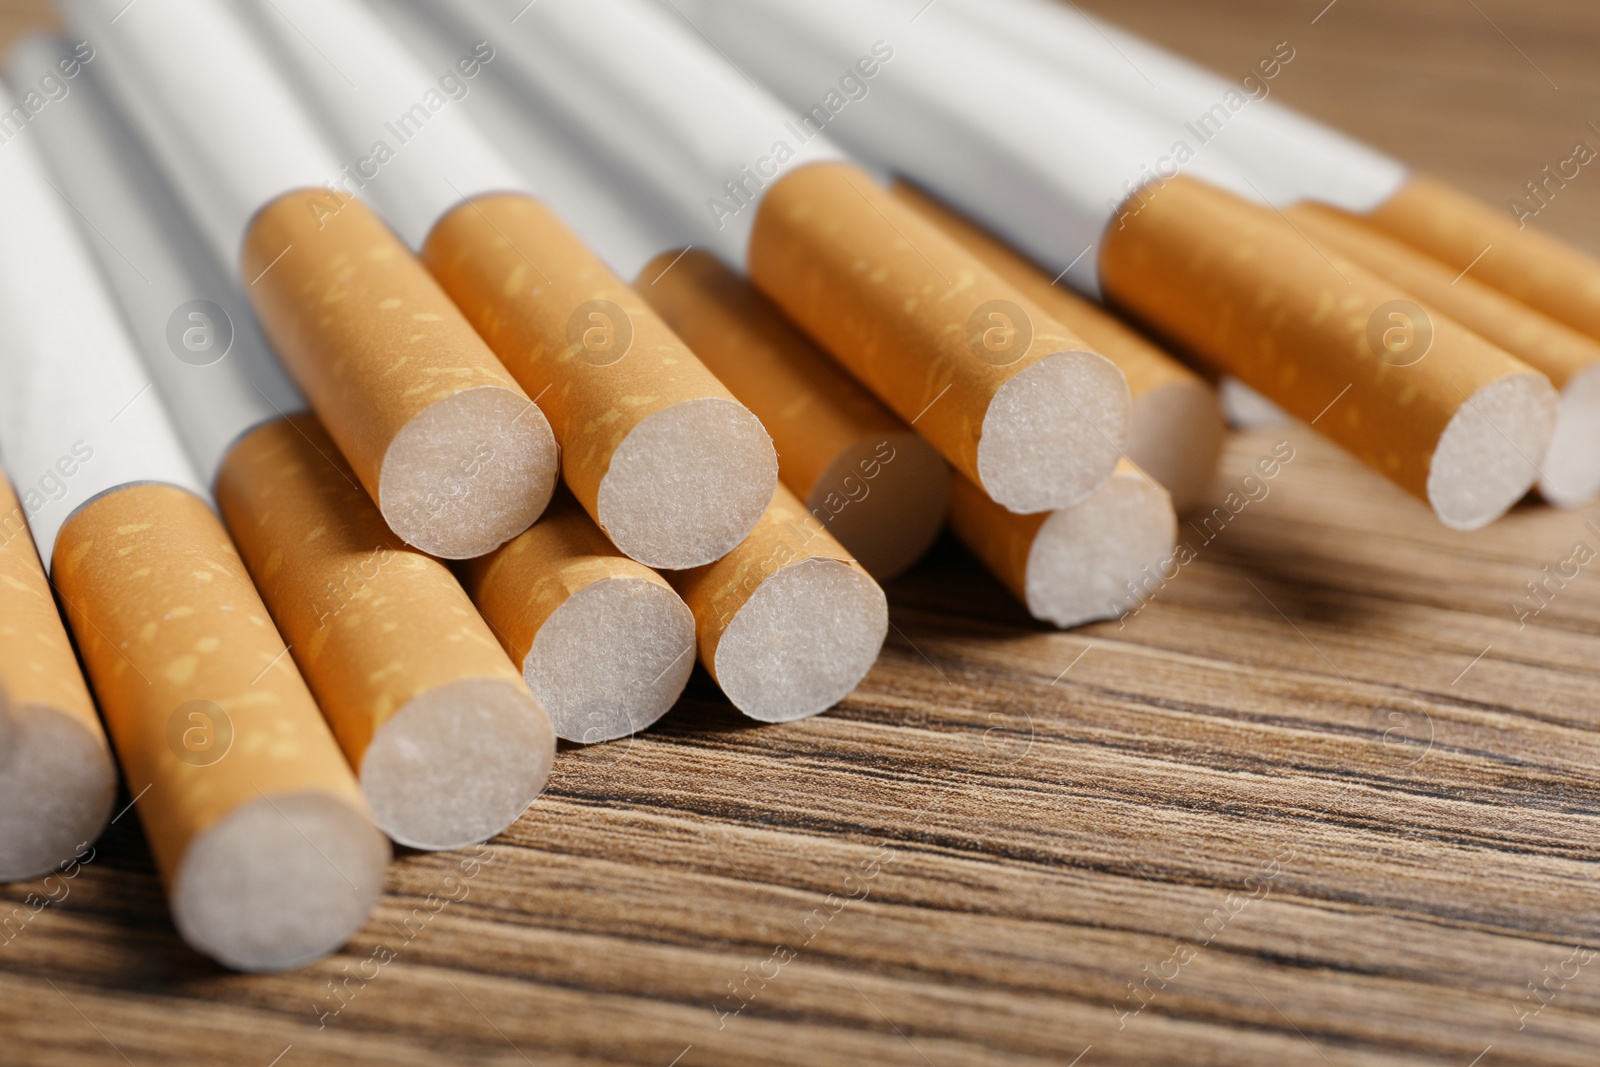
[{"x1": 0, "y1": 0, "x2": 1594, "y2": 972}]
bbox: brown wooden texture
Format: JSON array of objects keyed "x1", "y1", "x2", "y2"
[{"x1": 5, "y1": 1, "x2": 1600, "y2": 1064}]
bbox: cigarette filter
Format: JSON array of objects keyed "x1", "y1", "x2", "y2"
[
  {"x1": 0, "y1": 476, "x2": 115, "y2": 881},
  {"x1": 216, "y1": 415, "x2": 555, "y2": 850},
  {"x1": 669, "y1": 484, "x2": 888, "y2": 723},
  {"x1": 423, "y1": 195, "x2": 777, "y2": 569},
  {"x1": 637, "y1": 248, "x2": 950, "y2": 581},
  {"x1": 891, "y1": 181, "x2": 1224, "y2": 512},
  {"x1": 1101, "y1": 176, "x2": 1557, "y2": 530},
  {"x1": 462, "y1": 490, "x2": 696, "y2": 743},
  {"x1": 243, "y1": 190, "x2": 558, "y2": 559},
  {"x1": 1361, "y1": 175, "x2": 1600, "y2": 345},
  {"x1": 53, "y1": 484, "x2": 389, "y2": 972},
  {"x1": 1288, "y1": 201, "x2": 1600, "y2": 507},
  {"x1": 951, "y1": 461, "x2": 1177, "y2": 629},
  {"x1": 751, "y1": 162, "x2": 1130, "y2": 514}
]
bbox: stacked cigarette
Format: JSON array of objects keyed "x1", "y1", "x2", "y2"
[{"x1": 0, "y1": 71, "x2": 387, "y2": 972}]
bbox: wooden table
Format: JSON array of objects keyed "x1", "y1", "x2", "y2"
[{"x1": 4, "y1": 2, "x2": 1600, "y2": 1064}]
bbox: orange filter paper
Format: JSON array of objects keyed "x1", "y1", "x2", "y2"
[
  {"x1": 423, "y1": 193, "x2": 776, "y2": 569},
  {"x1": 1361, "y1": 174, "x2": 1600, "y2": 342},
  {"x1": 241, "y1": 189, "x2": 555, "y2": 559},
  {"x1": 749, "y1": 162, "x2": 1130, "y2": 514}
]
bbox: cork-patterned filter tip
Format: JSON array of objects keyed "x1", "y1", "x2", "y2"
[
  {"x1": 462, "y1": 491, "x2": 696, "y2": 744},
  {"x1": 424, "y1": 194, "x2": 778, "y2": 571},
  {"x1": 636, "y1": 248, "x2": 950, "y2": 582},
  {"x1": 52, "y1": 484, "x2": 389, "y2": 972},
  {"x1": 216, "y1": 416, "x2": 555, "y2": 850},
  {"x1": 750, "y1": 162, "x2": 1131, "y2": 515},
  {"x1": 243, "y1": 191, "x2": 559, "y2": 560},
  {"x1": 951, "y1": 461, "x2": 1177, "y2": 629},
  {"x1": 0, "y1": 479, "x2": 116, "y2": 882},
  {"x1": 1287, "y1": 201, "x2": 1600, "y2": 509},
  {"x1": 671, "y1": 485, "x2": 888, "y2": 722}
]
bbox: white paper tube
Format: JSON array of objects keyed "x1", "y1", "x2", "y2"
[
  {"x1": 382, "y1": 0, "x2": 687, "y2": 281},
  {"x1": 0, "y1": 82, "x2": 202, "y2": 561},
  {"x1": 9, "y1": 35, "x2": 305, "y2": 487},
  {"x1": 661, "y1": 0, "x2": 1258, "y2": 298},
  {"x1": 934, "y1": 0, "x2": 1409, "y2": 213},
  {"x1": 58, "y1": 0, "x2": 345, "y2": 268},
  {"x1": 235, "y1": 0, "x2": 530, "y2": 250},
  {"x1": 440, "y1": 0, "x2": 848, "y2": 268}
]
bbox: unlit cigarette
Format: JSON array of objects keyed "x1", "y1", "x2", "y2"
[
  {"x1": 751, "y1": 163, "x2": 1130, "y2": 514},
  {"x1": 891, "y1": 181, "x2": 1223, "y2": 512},
  {"x1": 424, "y1": 198, "x2": 777, "y2": 568},
  {"x1": 1360, "y1": 175, "x2": 1600, "y2": 345},
  {"x1": 54, "y1": 485, "x2": 389, "y2": 972},
  {"x1": 0, "y1": 475, "x2": 115, "y2": 882},
  {"x1": 64, "y1": 0, "x2": 558, "y2": 559},
  {"x1": 216, "y1": 415, "x2": 554, "y2": 849},
  {"x1": 444, "y1": 0, "x2": 1130, "y2": 515},
  {"x1": 1287, "y1": 202, "x2": 1600, "y2": 507},
  {"x1": 670, "y1": 485, "x2": 888, "y2": 723},
  {"x1": 245, "y1": 0, "x2": 776, "y2": 570},
  {"x1": 462, "y1": 489, "x2": 696, "y2": 743},
  {"x1": 0, "y1": 95, "x2": 385, "y2": 971},
  {"x1": 951, "y1": 462, "x2": 1177, "y2": 629},
  {"x1": 1101, "y1": 177, "x2": 1557, "y2": 530},
  {"x1": 637, "y1": 248, "x2": 950, "y2": 580}
]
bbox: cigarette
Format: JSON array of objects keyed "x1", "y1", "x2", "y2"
[
  {"x1": 243, "y1": 0, "x2": 778, "y2": 570},
  {"x1": 0, "y1": 100, "x2": 386, "y2": 971},
  {"x1": 637, "y1": 248, "x2": 951, "y2": 581},
  {"x1": 0, "y1": 475, "x2": 115, "y2": 882},
  {"x1": 18, "y1": 37, "x2": 556, "y2": 853},
  {"x1": 461, "y1": 489, "x2": 697, "y2": 744},
  {"x1": 951, "y1": 462, "x2": 1177, "y2": 629},
  {"x1": 889, "y1": 181, "x2": 1224, "y2": 513},
  {"x1": 1101, "y1": 177, "x2": 1557, "y2": 530},
  {"x1": 54, "y1": 484, "x2": 390, "y2": 972},
  {"x1": 423, "y1": 199, "x2": 777, "y2": 568},
  {"x1": 1359, "y1": 176, "x2": 1600, "y2": 345},
  {"x1": 669, "y1": 485, "x2": 888, "y2": 723},
  {"x1": 440, "y1": 0, "x2": 1132, "y2": 515},
  {"x1": 1286, "y1": 202, "x2": 1600, "y2": 507},
  {"x1": 215, "y1": 415, "x2": 554, "y2": 849},
  {"x1": 62, "y1": 0, "x2": 559, "y2": 559}
]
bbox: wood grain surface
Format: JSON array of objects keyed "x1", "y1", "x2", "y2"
[{"x1": 4, "y1": 2, "x2": 1600, "y2": 1065}]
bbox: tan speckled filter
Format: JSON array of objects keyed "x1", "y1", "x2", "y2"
[
  {"x1": 749, "y1": 162, "x2": 1125, "y2": 511},
  {"x1": 461, "y1": 487, "x2": 678, "y2": 674},
  {"x1": 241, "y1": 189, "x2": 554, "y2": 558},
  {"x1": 1360, "y1": 175, "x2": 1600, "y2": 342},
  {"x1": 670, "y1": 483, "x2": 869, "y2": 677},
  {"x1": 1289, "y1": 200, "x2": 1600, "y2": 390},
  {"x1": 0, "y1": 476, "x2": 101, "y2": 752},
  {"x1": 50, "y1": 482, "x2": 371, "y2": 887},
  {"x1": 214, "y1": 413, "x2": 538, "y2": 765},
  {"x1": 421, "y1": 193, "x2": 774, "y2": 567},
  {"x1": 1100, "y1": 176, "x2": 1543, "y2": 511}
]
